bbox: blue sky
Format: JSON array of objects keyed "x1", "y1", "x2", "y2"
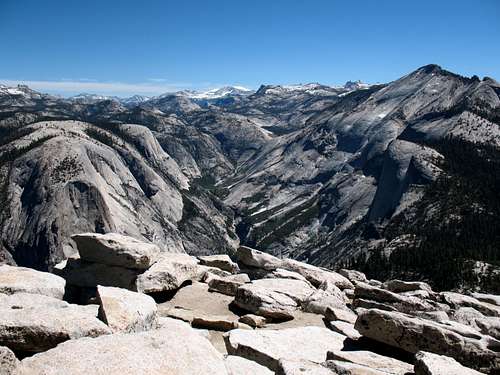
[{"x1": 1, "y1": 0, "x2": 499, "y2": 97}]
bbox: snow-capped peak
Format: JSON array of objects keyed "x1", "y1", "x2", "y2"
[
  {"x1": 343, "y1": 80, "x2": 371, "y2": 91},
  {"x1": 175, "y1": 86, "x2": 253, "y2": 100}
]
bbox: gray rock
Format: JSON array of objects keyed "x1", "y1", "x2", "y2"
[
  {"x1": 224, "y1": 326, "x2": 347, "y2": 371},
  {"x1": 441, "y1": 292, "x2": 500, "y2": 317},
  {"x1": 97, "y1": 286, "x2": 158, "y2": 333},
  {"x1": 354, "y1": 282, "x2": 435, "y2": 313},
  {"x1": 239, "y1": 314, "x2": 266, "y2": 328},
  {"x1": 280, "y1": 259, "x2": 354, "y2": 289},
  {"x1": 451, "y1": 307, "x2": 500, "y2": 340},
  {"x1": 225, "y1": 355, "x2": 273, "y2": 375},
  {"x1": 324, "y1": 307, "x2": 357, "y2": 324},
  {"x1": 327, "y1": 350, "x2": 413, "y2": 375},
  {"x1": 157, "y1": 281, "x2": 238, "y2": 321},
  {"x1": 72, "y1": 232, "x2": 162, "y2": 270},
  {"x1": 324, "y1": 360, "x2": 388, "y2": 374},
  {"x1": 328, "y1": 320, "x2": 361, "y2": 340},
  {"x1": 302, "y1": 280, "x2": 348, "y2": 315},
  {"x1": 355, "y1": 308, "x2": 500, "y2": 372},
  {"x1": 234, "y1": 278, "x2": 315, "y2": 319},
  {"x1": 277, "y1": 359, "x2": 333, "y2": 375},
  {"x1": 268, "y1": 268, "x2": 310, "y2": 282},
  {"x1": 198, "y1": 254, "x2": 239, "y2": 274},
  {"x1": 339, "y1": 269, "x2": 368, "y2": 284},
  {"x1": 19, "y1": 318, "x2": 228, "y2": 374},
  {"x1": 352, "y1": 298, "x2": 398, "y2": 312},
  {"x1": 0, "y1": 292, "x2": 110, "y2": 353},
  {"x1": 208, "y1": 273, "x2": 250, "y2": 296},
  {"x1": 0, "y1": 346, "x2": 19, "y2": 375},
  {"x1": 384, "y1": 279, "x2": 433, "y2": 293},
  {"x1": 471, "y1": 292, "x2": 500, "y2": 307},
  {"x1": 236, "y1": 246, "x2": 283, "y2": 271},
  {"x1": 54, "y1": 258, "x2": 139, "y2": 290},
  {"x1": 135, "y1": 253, "x2": 200, "y2": 293},
  {"x1": 0, "y1": 265, "x2": 65, "y2": 299},
  {"x1": 199, "y1": 265, "x2": 232, "y2": 279},
  {"x1": 414, "y1": 310, "x2": 449, "y2": 323},
  {"x1": 414, "y1": 351, "x2": 483, "y2": 375}
]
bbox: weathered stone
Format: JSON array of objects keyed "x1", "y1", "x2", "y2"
[
  {"x1": 327, "y1": 350, "x2": 413, "y2": 375},
  {"x1": 268, "y1": 268, "x2": 310, "y2": 282},
  {"x1": 400, "y1": 290, "x2": 432, "y2": 299},
  {"x1": 280, "y1": 259, "x2": 353, "y2": 289},
  {"x1": 192, "y1": 314, "x2": 239, "y2": 331},
  {"x1": 355, "y1": 308, "x2": 500, "y2": 372},
  {"x1": 302, "y1": 279, "x2": 348, "y2": 315},
  {"x1": 96, "y1": 286, "x2": 158, "y2": 333},
  {"x1": 198, "y1": 254, "x2": 239, "y2": 274},
  {"x1": 158, "y1": 281, "x2": 236, "y2": 314},
  {"x1": 343, "y1": 288, "x2": 355, "y2": 299},
  {"x1": 325, "y1": 307, "x2": 357, "y2": 324},
  {"x1": 224, "y1": 326, "x2": 347, "y2": 371},
  {"x1": 20, "y1": 318, "x2": 228, "y2": 374},
  {"x1": 452, "y1": 307, "x2": 500, "y2": 340},
  {"x1": 352, "y1": 298, "x2": 398, "y2": 312},
  {"x1": 368, "y1": 279, "x2": 383, "y2": 287},
  {"x1": 328, "y1": 320, "x2": 361, "y2": 340},
  {"x1": 324, "y1": 360, "x2": 388, "y2": 374},
  {"x1": 0, "y1": 265, "x2": 65, "y2": 299},
  {"x1": 234, "y1": 278, "x2": 315, "y2": 319},
  {"x1": 163, "y1": 307, "x2": 194, "y2": 323},
  {"x1": 199, "y1": 265, "x2": 232, "y2": 280},
  {"x1": 237, "y1": 322, "x2": 253, "y2": 330},
  {"x1": 239, "y1": 314, "x2": 266, "y2": 328},
  {"x1": 55, "y1": 258, "x2": 139, "y2": 290},
  {"x1": 225, "y1": 355, "x2": 273, "y2": 375},
  {"x1": 72, "y1": 232, "x2": 162, "y2": 270},
  {"x1": 384, "y1": 279, "x2": 433, "y2": 293},
  {"x1": 0, "y1": 346, "x2": 19, "y2": 375},
  {"x1": 135, "y1": 253, "x2": 199, "y2": 293},
  {"x1": 354, "y1": 283, "x2": 434, "y2": 313},
  {"x1": 339, "y1": 269, "x2": 368, "y2": 284},
  {"x1": 277, "y1": 359, "x2": 333, "y2": 375},
  {"x1": 414, "y1": 310, "x2": 449, "y2": 323},
  {"x1": 441, "y1": 292, "x2": 500, "y2": 317},
  {"x1": 0, "y1": 293, "x2": 110, "y2": 353},
  {"x1": 208, "y1": 273, "x2": 250, "y2": 296},
  {"x1": 414, "y1": 351, "x2": 484, "y2": 375},
  {"x1": 236, "y1": 246, "x2": 283, "y2": 271},
  {"x1": 471, "y1": 292, "x2": 500, "y2": 307}
]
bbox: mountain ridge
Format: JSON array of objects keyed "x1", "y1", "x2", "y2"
[{"x1": 0, "y1": 64, "x2": 499, "y2": 291}]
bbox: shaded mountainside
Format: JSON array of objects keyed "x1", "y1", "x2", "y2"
[
  {"x1": 347, "y1": 137, "x2": 500, "y2": 293},
  {"x1": 0, "y1": 64, "x2": 499, "y2": 291}
]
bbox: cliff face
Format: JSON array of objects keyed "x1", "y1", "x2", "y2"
[{"x1": 0, "y1": 120, "x2": 237, "y2": 270}]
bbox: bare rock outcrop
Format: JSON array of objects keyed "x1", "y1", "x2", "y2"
[
  {"x1": 19, "y1": 318, "x2": 228, "y2": 375},
  {"x1": 0, "y1": 265, "x2": 66, "y2": 299},
  {"x1": 224, "y1": 326, "x2": 347, "y2": 371},
  {"x1": 135, "y1": 253, "x2": 200, "y2": 293},
  {"x1": 414, "y1": 351, "x2": 484, "y2": 375},
  {"x1": 355, "y1": 308, "x2": 500, "y2": 372},
  {"x1": 72, "y1": 233, "x2": 162, "y2": 270},
  {"x1": 96, "y1": 285, "x2": 158, "y2": 333},
  {"x1": 234, "y1": 278, "x2": 316, "y2": 319},
  {"x1": 0, "y1": 293, "x2": 110, "y2": 353}
]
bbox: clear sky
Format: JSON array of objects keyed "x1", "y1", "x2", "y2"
[{"x1": 1, "y1": 0, "x2": 499, "y2": 97}]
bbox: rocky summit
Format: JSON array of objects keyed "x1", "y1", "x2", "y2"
[{"x1": 0, "y1": 234, "x2": 498, "y2": 374}]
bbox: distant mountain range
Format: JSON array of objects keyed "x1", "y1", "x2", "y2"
[{"x1": 0, "y1": 65, "x2": 499, "y2": 291}]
